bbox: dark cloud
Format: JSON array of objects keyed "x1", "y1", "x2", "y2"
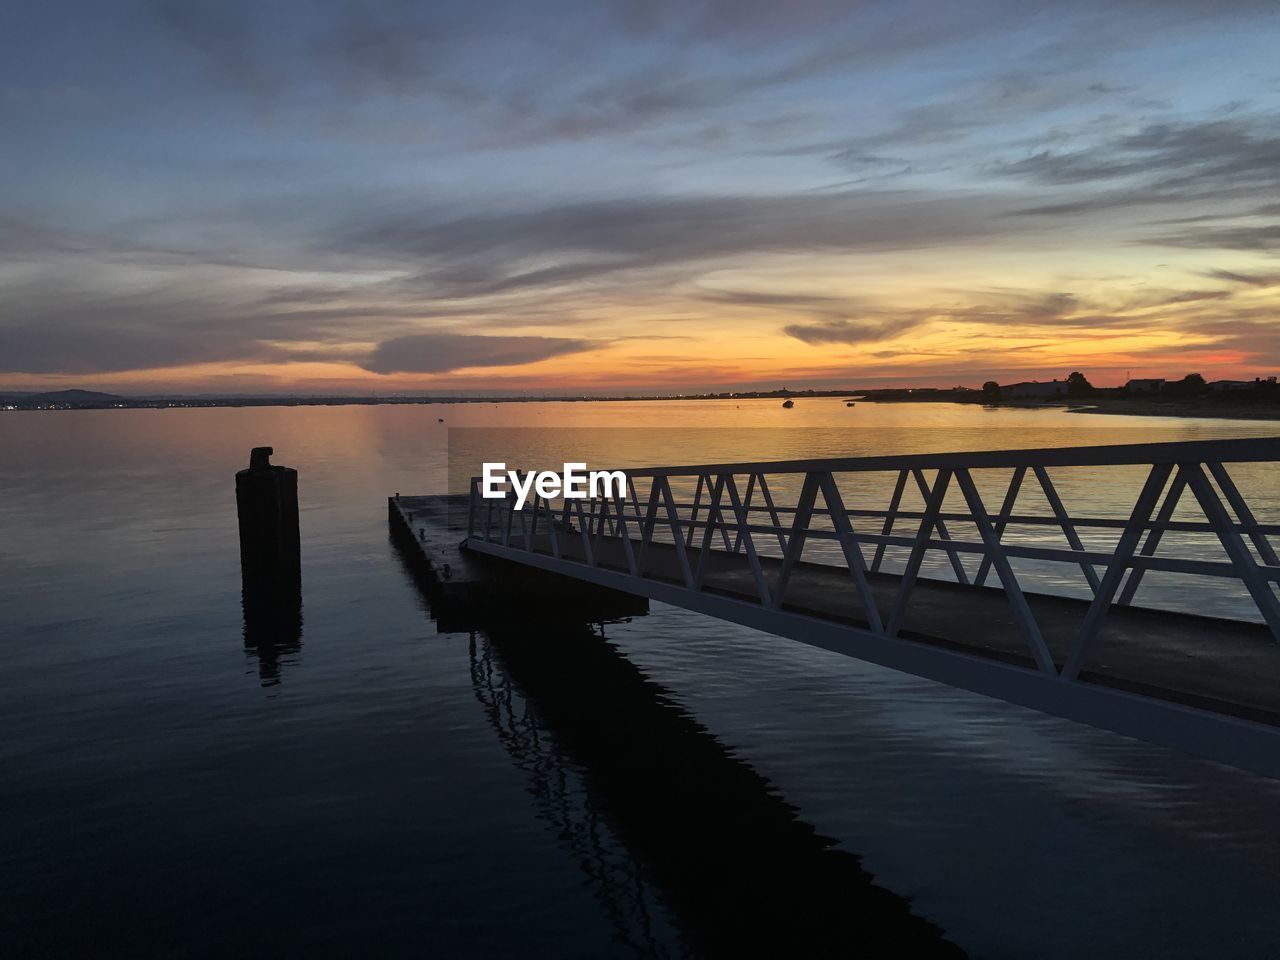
[
  {"x1": 1158, "y1": 290, "x2": 1232, "y2": 304},
  {"x1": 1144, "y1": 224, "x2": 1280, "y2": 251},
  {"x1": 332, "y1": 189, "x2": 1035, "y2": 292},
  {"x1": 697, "y1": 289, "x2": 849, "y2": 310},
  {"x1": 0, "y1": 322, "x2": 259, "y2": 375},
  {"x1": 1002, "y1": 117, "x2": 1280, "y2": 219},
  {"x1": 362, "y1": 333, "x2": 596, "y2": 374},
  {"x1": 998, "y1": 120, "x2": 1280, "y2": 185},
  {"x1": 784, "y1": 317, "x2": 922, "y2": 345},
  {"x1": 0, "y1": 275, "x2": 379, "y2": 374},
  {"x1": 1204, "y1": 269, "x2": 1280, "y2": 288}
]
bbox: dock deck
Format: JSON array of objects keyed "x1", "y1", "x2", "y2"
[{"x1": 506, "y1": 530, "x2": 1280, "y2": 726}]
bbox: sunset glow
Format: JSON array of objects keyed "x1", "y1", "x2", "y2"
[{"x1": 3, "y1": 1, "x2": 1279, "y2": 393}]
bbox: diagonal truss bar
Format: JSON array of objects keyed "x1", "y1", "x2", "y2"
[
  {"x1": 1062, "y1": 462, "x2": 1173, "y2": 681},
  {"x1": 657, "y1": 476, "x2": 695, "y2": 588},
  {"x1": 975, "y1": 466, "x2": 1025, "y2": 586},
  {"x1": 1208, "y1": 461, "x2": 1280, "y2": 567},
  {"x1": 886, "y1": 468, "x2": 953, "y2": 638},
  {"x1": 611, "y1": 488, "x2": 639, "y2": 575},
  {"x1": 627, "y1": 476, "x2": 644, "y2": 527},
  {"x1": 956, "y1": 468, "x2": 1055, "y2": 674},
  {"x1": 693, "y1": 475, "x2": 728, "y2": 589},
  {"x1": 540, "y1": 494, "x2": 561, "y2": 558},
  {"x1": 1117, "y1": 471, "x2": 1186, "y2": 606},
  {"x1": 913, "y1": 468, "x2": 969, "y2": 584},
  {"x1": 723, "y1": 474, "x2": 771, "y2": 605},
  {"x1": 501, "y1": 487, "x2": 516, "y2": 547},
  {"x1": 818, "y1": 472, "x2": 884, "y2": 633},
  {"x1": 771, "y1": 473, "x2": 819, "y2": 610},
  {"x1": 571, "y1": 496, "x2": 595, "y2": 566},
  {"x1": 686, "y1": 474, "x2": 706, "y2": 548},
  {"x1": 592, "y1": 495, "x2": 613, "y2": 559},
  {"x1": 635, "y1": 477, "x2": 663, "y2": 574},
  {"x1": 756, "y1": 473, "x2": 788, "y2": 554},
  {"x1": 1183, "y1": 462, "x2": 1280, "y2": 640},
  {"x1": 1032, "y1": 465, "x2": 1101, "y2": 593},
  {"x1": 467, "y1": 479, "x2": 478, "y2": 539},
  {"x1": 871, "y1": 469, "x2": 908, "y2": 573},
  {"x1": 732, "y1": 473, "x2": 757, "y2": 554}
]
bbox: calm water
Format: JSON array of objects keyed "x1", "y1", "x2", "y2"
[{"x1": 3, "y1": 400, "x2": 1280, "y2": 958}]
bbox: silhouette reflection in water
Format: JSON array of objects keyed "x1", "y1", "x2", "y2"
[
  {"x1": 467, "y1": 619, "x2": 966, "y2": 958},
  {"x1": 241, "y1": 592, "x2": 302, "y2": 686}
]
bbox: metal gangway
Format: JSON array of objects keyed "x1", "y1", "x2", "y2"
[{"x1": 464, "y1": 437, "x2": 1280, "y2": 779}]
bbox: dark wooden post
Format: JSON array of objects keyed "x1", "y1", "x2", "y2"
[{"x1": 236, "y1": 446, "x2": 301, "y2": 612}]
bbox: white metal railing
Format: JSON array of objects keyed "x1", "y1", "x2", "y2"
[{"x1": 468, "y1": 437, "x2": 1280, "y2": 685}]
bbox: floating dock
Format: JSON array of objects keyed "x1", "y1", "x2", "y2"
[{"x1": 388, "y1": 493, "x2": 648, "y2": 630}]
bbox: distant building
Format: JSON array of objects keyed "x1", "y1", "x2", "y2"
[
  {"x1": 1125, "y1": 378, "x2": 1165, "y2": 393},
  {"x1": 1210, "y1": 377, "x2": 1278, "y2": 392},
  {"x1": 1003, "y1": 379, "x2": 1067, "y2": 399}
]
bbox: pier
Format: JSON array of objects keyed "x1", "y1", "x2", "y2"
[{"x1": 397, "y1": 436, "x2": 1280, "y2": 779}]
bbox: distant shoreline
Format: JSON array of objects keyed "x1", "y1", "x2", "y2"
[
  {"x1": 1, "y1": 390, "x2": 858, "y2": 412},
  {"x1": 6, "y1": 391, "x2": 1280, "y2": 423},
  {"x1": 866, "y1": 396, "x2": 1280, "y2": 422}
]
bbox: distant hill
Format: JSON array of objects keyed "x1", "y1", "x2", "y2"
[{"x1": 7, "y1": 389, "x2": 130, "y2": 408}]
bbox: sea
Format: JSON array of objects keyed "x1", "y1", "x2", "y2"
[{"x1": 3, "y1": 399, "x2": 1279, "y2": 958}]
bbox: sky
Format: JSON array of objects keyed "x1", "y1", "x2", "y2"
[{"x1": 2, "y1": 0, "x2": 1279, "y2": 395}]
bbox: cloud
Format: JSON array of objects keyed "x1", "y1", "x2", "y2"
[
  {"x1": 1001, "y1": 116, "x2": 1280, "y2": 219},
  {"x1": 784, "y1": 317, "x2": 922, "y2": 345},
  {"x1": 361, "y1": 333, "x2": 596, "y2": 374},
  {"x1": 1144, "y1": 224, "x2": 1280, "y2": 251},
  {"x1": 1204, "y1": 269, "x2": 1280, "y2": 287},
  {"x1": 331, "y1": 189, "x2": 1035, "y2": 294}
]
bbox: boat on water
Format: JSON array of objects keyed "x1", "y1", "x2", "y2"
[
  {"x1": 782, "y1": 399, "x2": 794, "y2": 408},
  {"x1": 845, "y1": 401, "x2": 855, "y2": 407}
]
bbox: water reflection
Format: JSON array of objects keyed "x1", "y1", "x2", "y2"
[
  {"x1": 468, "y1": 619, "x2": 967, "y2": 958},
  {"x1": 241, "y1": 593, "x2": 302, "y2": 686},
  {"x1": 469, "y1": 629, "x2": 676, "y2": 958}
]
